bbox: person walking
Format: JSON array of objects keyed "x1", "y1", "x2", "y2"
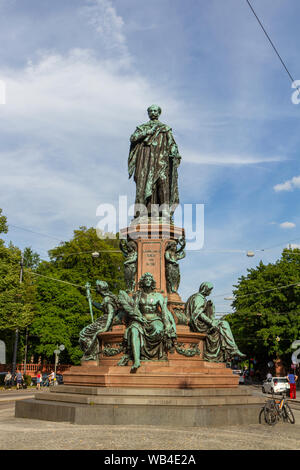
[
  {"x1": 4, "y1": 371, "x2": 12, "y2": 390},
  {"x1": 15, "y1": 370, "x2": 23, "y2": 390},
  {"x1": 286, "y1": 370, "x2": 298, "y2": 399},
  {"x1": 36, "y1": 371, "x2": 42, "y2": 390}
]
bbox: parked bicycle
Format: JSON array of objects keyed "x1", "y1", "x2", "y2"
[{"x1": 261, "y1": 393, "x2": 295, "y2": 426}]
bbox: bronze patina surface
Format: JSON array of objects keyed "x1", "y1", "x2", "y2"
[{"x1": 128, "y1": 104, "x2": 181, "y2": 218}]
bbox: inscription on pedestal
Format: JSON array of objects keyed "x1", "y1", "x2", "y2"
[{"x1": 140, "y1": 242, "x2": 162, "y2": 290}]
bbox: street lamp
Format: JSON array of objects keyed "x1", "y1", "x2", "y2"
[
  {"x1": 54, "y1": 344, "x2": 65, "y2": 381},
  {"x1": 12, "y1": 252, "x2": 24, "y2": 378},
  {"x1": 246, "y1": 251, "x2": 255, "y2": 257},
  {"x1": 92, "y1": 252, "x2": 100, "y2": 258}
]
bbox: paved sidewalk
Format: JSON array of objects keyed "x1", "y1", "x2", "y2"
[{"x1": 1, "y1": 406, "x2": 300, "y2": 450}]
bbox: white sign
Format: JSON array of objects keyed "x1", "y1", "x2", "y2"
[
  {"x1": 0, "y1": 341, "x2": 6, "y2": 364},
  {"x1": 291, "y1": 340, "x2": 300, "y2": 365}
]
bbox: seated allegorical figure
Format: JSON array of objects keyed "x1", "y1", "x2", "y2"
[
  {"x1": 118, "y1": 272, "x2": 177, "y2": 373},
  {"x1": 79, "y1": 280, "x2": 121, "y2": 361},
  {"x1": 185, "y1": 282, "x2": 245, "y2": 362}
]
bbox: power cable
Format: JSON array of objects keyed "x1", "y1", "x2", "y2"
[
  {"x1": 260, "y1": 237, "x2": 300, "y2": 252},
  {"x1": 245, "y1": 0, "x2": 300, "y2": 92},
  {"x1": 8, "y1": 224, "x2": 64, "y2": 242},
  {"x1": 25, "y1": 269, "x2": 96, "y2": 292},
  {"x1": 216, "y1": 311, "x2": 300, "y2": 315},
  {"x1": 6, "y1": 220, "x2": 300, "y2": 258},
  {"x1": 213, "y1": 281, "x2": 300, "y2": 299}
]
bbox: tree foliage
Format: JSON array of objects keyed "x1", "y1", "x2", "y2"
[
  {"x1": 226, "y1": 249, "x2": 300, "y2": 365},
  {"x1": 29, "y1": 227, "x2": 126, "y2": 364},
  {"x1": 23, "y1": 247, "x2": 40, "y2": 270},
  {"x1": 0, "y1": 211, "x2": 36, "y2": 332}
]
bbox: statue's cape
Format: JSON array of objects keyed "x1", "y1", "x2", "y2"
[
  {"x1": 128, "y1": 121, "x2": 180, "y2": 205},
  {"x1": 185, "y1": 293, "x2": 205, "y2": 320}
]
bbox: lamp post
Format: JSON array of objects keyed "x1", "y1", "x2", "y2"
[
  {"x1": 23, "y1": 328, "x2": 28, "y2": 376},
  {"x1": 12, "y1": 252, "x2": 24, "y2": 378},
  {"x1": 54, "y1": 344, "x2": 65, "y2": 380}
]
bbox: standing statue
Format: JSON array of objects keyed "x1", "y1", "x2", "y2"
[
  {"x1": 185, "y1": 282, "x2": 245, "y2": 362},
  {"x1": 128, "y1": 105, "x2": 181, "y2": 219},
  {"x1": 119, "y1": 239, "x2": 138, "y2": 292},
  {"x1": 79, "y1": 280, "x2": 121, "y2": 361},
  {"x1": 165, "y1": 236, "x2": 186, "y2": 293},
  {"x1": 118, "y1": 272, "x2": 177, "y2": 373}
]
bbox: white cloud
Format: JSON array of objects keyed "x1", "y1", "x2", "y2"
[
  {"x1": 183, "y1": 151, "x2": 286, "y2": 166},
  {"x1": 79, "y1": 0, "x2": 129, "y2": 64},
  {"x1": 274, "y1": 176, "x2": 300, "y2": 192},
  {"x1": 1, "y1": 48, "x2": 195, "y2": 142},
  {"x1": 280, "y1": 222, "x2": 296, "y2": 229},
  {"x1": 0, "y1": 48, "x2": 198, "y2": 240}
]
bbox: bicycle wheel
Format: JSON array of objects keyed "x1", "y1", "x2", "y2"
[
  {"x1": 259, "y1": 407, "x2": 266, "y2": 424},
  {"x1": 264, "y1": 402, "x2": 278, "y2": 426},
  {"x1": 283, "y1": 403, "x2": 295, "y2": 424}
]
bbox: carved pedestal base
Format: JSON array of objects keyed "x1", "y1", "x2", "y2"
[
  {"x1": 63, "y1": 325, "x2": 238, "y2": 389},
  {"x1": 95, "y1": 324, "x2": 205, "y2": 366}
]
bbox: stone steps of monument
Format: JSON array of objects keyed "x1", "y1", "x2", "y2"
[
  {"x1": 51, "y1": 385, "x2": 251, "y2": 397},
  {"x1": 34, "y1": 390, "x2": 264, "y2": 408},
  {"x1": 62, "y1": 372, "x2": 239, "y2": 388},
  {"x1": 15, "y1": 395, "x2": 265, "y2": 426},
  {"x1": 67, "y1": 362, "x2": 230, "y2": 373}
]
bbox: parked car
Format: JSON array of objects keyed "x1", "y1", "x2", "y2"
[
  {"x1": 232, "y1": 369, "x2": 242, "y2": 375},
  {"x1": 262, "y1": 377, "x2": 290, "y2": 394},
  {"x1": 232, "y1": 370, "x2": 245, "y2": 384},
  {"x1": 56, "y1": 374, "x2": 64, "y2": 385}
]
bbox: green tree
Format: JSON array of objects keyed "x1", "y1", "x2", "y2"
[
  {"x1": 29, "y1": 226, "x2": 125, "y2": 364},
  {"x1": 0, "y1": 210, "x2": 37, "y2": 363},
  {"x1": 0, "y1": 208, "x2": 8, "y2": 235},
  {"x1": 23, "y1": 247, "x2": 40, "y2": 270},
  {"x1": 226, "y1": 249, "x2": 300, "y2": 366},
  {"x1": 0, "y1": 213, "x2": 36, "y2": 332}
]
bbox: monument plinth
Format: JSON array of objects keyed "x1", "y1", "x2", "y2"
[{"x1": 120, "y1": 222, "x2": 185, "y2": 303}]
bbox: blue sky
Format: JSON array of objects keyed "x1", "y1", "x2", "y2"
[{"x1": 1, "y1": 0, "x2": 300, "y2": 314}]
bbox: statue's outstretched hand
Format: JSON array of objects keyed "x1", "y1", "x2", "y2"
[{"x1": 210, "y1": 319, "x2": 220, "y2": 332}]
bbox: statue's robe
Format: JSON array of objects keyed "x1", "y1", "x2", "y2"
[
  {"x1": 128, "y1": 120, "x2": 180, "y2": 211},
  {"x1": 79, "y1": 294, "x2": 121, "y2": 361},
  {"x1": 185, "y1": 293, "x2": 244, "y2": 362},
  {"x1": 118, "y1": 290, "x2": 177, "y2": 362}
]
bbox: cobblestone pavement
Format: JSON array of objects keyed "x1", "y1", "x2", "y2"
[{"x1": 1, "y1": 406, "x2": 300, "y2": 450}]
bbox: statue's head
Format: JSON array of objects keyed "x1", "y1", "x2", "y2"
[
  {"x1": 199, "y1": 282, "x2": 213, "y2": 296},
  {"x1": 127, "y1": 240, "x2": 137, "y2": 252},
  {"x1": 166, "y1": 240, "x2": 176, "y2": 252},
  {"x1": 95, "y1": 280, "x2": 110, "y2": 295},
  {"x1": 138, "y1": 272, "x2": 156, "y2": 290},
  {"x1": 147, "y1": 104, "x2": 161, "y2": 120}
]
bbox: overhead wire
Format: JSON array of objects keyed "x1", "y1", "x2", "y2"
[
  {"x1": 5, "y1": 224, "x2": 300, "y2": 299},
  {"x1": 7, "y1": 224, "x2": 65, "y2": 242},
  {"x1": 245, "y1": 0, "x2": 300, "y2": 92},
  {"x1": 5, "y1": 220, "x2": 300, "y2": 257},
  {"x1": 25, "y1": 269, "x2": 93, "y2": 291},
  {"x1": 213, "y1": 281, "x2": 300, "y2": 299}
]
